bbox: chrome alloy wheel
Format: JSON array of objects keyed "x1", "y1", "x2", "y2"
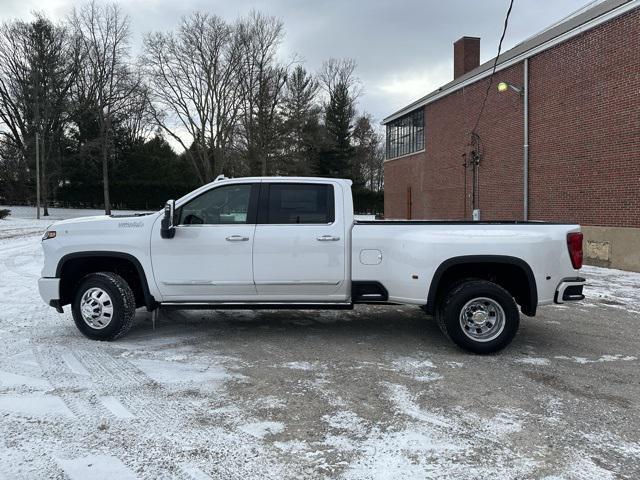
[
  {"x1": 459, "y1": 297, "x2": 506, "y2": 342},
  {"x1": 80, "y1": 287, "x2": 114, "y2": 329}
]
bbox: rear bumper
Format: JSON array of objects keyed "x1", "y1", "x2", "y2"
[
  {"x1": 38, "y1": 278, "x2": 62, "y2": 311},
  {"x1": 554, "y1": 277, "x2": 586, "y2": 304}
]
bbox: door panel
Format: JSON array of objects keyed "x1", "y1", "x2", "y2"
[
  {"x1": 150, "y1": 183, "x2": 258, "y2": 300},
  {"x1": 152, "y1": 224, "x2": 256, "y2": 299},
  {"x1": 253, "y1": 182, "x2": 348, "y2": 300}
]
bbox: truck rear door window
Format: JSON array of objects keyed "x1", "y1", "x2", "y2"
[{"x1": 264, "y1": 184, "x2": 334, "y2": 224}]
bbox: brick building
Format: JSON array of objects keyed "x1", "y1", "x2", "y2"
[{"x1": 382, "y1": 0, "x2": 640, "y2": 271}]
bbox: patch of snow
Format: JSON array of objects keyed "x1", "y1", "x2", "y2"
[
  {"x1": 0, "y1": 395, "x2": 74, "y2": 417},
  {"x1": 515, "y1": 357, "x2": 550, "y2": 366},
  {"x1": 282, "y1": 361, "x2": 315, "y2": 371},
  {"x1": 541, "y1": 397, "x2": 564, "y2": 425},
  {"x1": 55, "y1": 454, "x2": 138, "y2": 480},
  {"x1": 0, "y1": 369, "x2": 50, "y2": 389},
  {"x1": 1, "y1": 204, "x2": 143, "y2": 221},
  {"x1": 323, "y1": 410, "x2": 368, "y2": 437},
  {"x1": 554, "y1": 354, "x2": 636, "y2": 364},
  {"x1": 445, "y1": 361, "x2": 464, "y2": 368},
  {"x1": 131, "y1": 358, "x2": 231, "y2": 385},
  {"x1": 7, "y1": 348, "x2": 40, "y2": 368},
  {"x1": 392, "y1": 355, "x2": 436, "y2": 369},
  {"x1": 99, "y1": 396, "x2": 134, "y2": 419},
  {"x1": 339, "y1": 428, "x2": 463, "y2": 480},
  {"x1": 61, "y1": 350, "x2": 91, "y2": 376},
  {"x1": 239, "y1": 421, "x2": 285, "y2": 439},
  {"x1": 273, "y1": 439, "x2": 309, "y2": 454},
  {"x1": 414, "y1": 372, "x2": 445, "y2": 382},
  {"x1": 333, "y1": 384, "x2": 539, "y2": 479},
  {"x1": 599, "y1": 354, "x2": 636, "y2": 362},
  {"x1": 165, "y1": 354, "x2": 188, "y2": 361},
  {"x1": 257, "y1": 395, "x2": 286, "y2": 409},
  {"x1": 207, "y1": 404, "x2": 243, "y2": 418},
  {"x1": 482, "y1": 410, "x2": 523, "y2": 436},
  {"x1": 391, "y1": 355, "x2": 443, "y2": 382},
  {"x1": 385, "y1": 383, "x2": 452, "y2": 429},
  {"x1": 178, "y1": 463, "x2": 213, "y2": 480},
  {"x1": 582, "y1": 432, "x2": 640, "y2": 458},
  {"x1": 582, "y1": 265, "x2": 640, "y2": 314},
  {"x1": 564, "y1": 455, "x2": 616, "y2": 480}
]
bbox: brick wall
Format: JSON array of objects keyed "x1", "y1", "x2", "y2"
[
  {"x1": 384, "y1": 7, "x2": 640, "y2": 228},
  {"x1": 528, "y1": 8, "x2": 640, "y2": 228}
]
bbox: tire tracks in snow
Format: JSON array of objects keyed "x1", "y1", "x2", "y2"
[{"x1": 3, "y1": 252, "x2": 40, "y2": 279}]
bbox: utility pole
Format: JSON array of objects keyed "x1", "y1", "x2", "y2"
[
  {"x1": 34, "y1": 65, "x2": 41, "y2": 220},
  {"x1": 36, "y1": 132, "x2": 40, "y2": 219}
]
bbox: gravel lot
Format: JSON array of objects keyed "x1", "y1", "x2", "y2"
[{"x1": 1, "y1": 208, "x2": 639, "y2": 479}]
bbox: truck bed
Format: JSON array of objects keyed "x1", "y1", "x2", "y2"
[
  {"x1": 351, "y1": 220, "x2": 581, "y2": 306},
  {"x1": 355, "y1": 220, "x2": 566, "y2": 225}
]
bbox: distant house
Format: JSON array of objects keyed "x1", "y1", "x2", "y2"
[{"x1": 382, "y1": 0, "x2": 640, "y2": 271}]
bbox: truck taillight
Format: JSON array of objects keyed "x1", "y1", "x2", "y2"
[{"x1": 567, "y1": 232, "x2": 583, "y2": 270}]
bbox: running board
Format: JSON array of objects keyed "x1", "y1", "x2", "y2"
[{"x1": 160, "y1": 302, "x2": 354, "y2": 310}]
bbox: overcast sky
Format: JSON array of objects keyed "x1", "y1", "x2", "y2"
[{"x1": 2, "y1": 0, "x2": 593, "y2": 123}]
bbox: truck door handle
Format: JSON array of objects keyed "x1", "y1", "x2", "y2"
[
  {"x1": 317, "y1": 235, "x2": 340, "y2": 242},
  {"x1": 226, "y1": 235, "x2": 250, "y2": 242}
]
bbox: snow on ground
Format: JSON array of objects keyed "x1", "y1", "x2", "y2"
[
  {"x1": 1, "y1": 208, "x2": 639, "y2": 479},
  {"x1": 581, "y1": 264, "x2": 640, "y2": 314},
  {"x1": 0, "y1": 204, "x2": 146, "y2": 221}
]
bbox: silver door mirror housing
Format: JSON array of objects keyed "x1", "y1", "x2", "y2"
[{"x1": 160, "y1": 199, "x2": 176, "y2": 239}]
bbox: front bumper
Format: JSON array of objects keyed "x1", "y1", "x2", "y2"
[
  {"x1": 38, "y1": 278, "x2": 62, "y2": 311},
  {"x1": 554, "y1": 277, "x2": 586, "y2": 304}
]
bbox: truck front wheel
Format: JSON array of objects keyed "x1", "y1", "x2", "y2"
[
  {"x1": 71, "y1": 272, "x2": 136, "y2": 341},
  {"x1": 436, "y1": 280, "x2": 519, "y2": 354}
]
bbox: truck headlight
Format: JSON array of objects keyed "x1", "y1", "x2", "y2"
[{"x1": 42, "y1": 230, "x2": 57, "y2": 241}]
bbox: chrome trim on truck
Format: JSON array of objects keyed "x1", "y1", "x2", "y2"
[{"x1": 554, "y1": 277, "x2": 586, "y2": 304}]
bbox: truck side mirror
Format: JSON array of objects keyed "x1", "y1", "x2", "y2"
[{"x1": 160, "y1": 200, "x2": 176, "y2": 239}]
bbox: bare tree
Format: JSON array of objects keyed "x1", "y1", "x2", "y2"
[
  {"x1": 70, "y1": 1, "x2": 136, "y2": 214},
  {"x1": 0, "y1": 14, "x2": 79, "y2": 215},
  {"x1": 120, "y1": 78, "x2": 154, "y2": 145},
  {"x1": 237, "y1": 11, "x2": 288, "y2": 176},
  {"x1": 142, "y1": 13, "x2": 242, "y2": 183},
  {"x1": 317, "y1": 58, "x2": 361, "y2": 100},
  {"x1": 0, "y1": 21, "x2": 30, "y2": 160}
]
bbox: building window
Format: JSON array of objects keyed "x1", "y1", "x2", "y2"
[{"x1": 385, "y1": 109, "x2": 424, "y2": 160}]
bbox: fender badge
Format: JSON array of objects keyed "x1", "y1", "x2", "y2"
[{"x1": 118, "y1": 221, "x2": 144, "y2": 228}]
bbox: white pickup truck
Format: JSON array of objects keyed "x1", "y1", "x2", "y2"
[{"x1": 38, "y1": 176, "x2": 586, "y2": 353}]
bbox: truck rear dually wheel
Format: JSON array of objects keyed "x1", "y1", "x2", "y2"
[
  {"x1": 436, "y1": 280, "x2": 519, "y2": 354},
  {"x1": 71, "y1": 272, "x2": 136, "y2": 341}
]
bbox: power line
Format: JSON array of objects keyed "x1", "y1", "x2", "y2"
[
  {"x1": 466, "y1": 0, "x2": 515, "y2": 219},
  {"x1": 471, "y1": 0, "x2": 515, "y2": 135}
]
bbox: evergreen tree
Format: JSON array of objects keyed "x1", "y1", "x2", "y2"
[
  {"x1": 318, "y1": 80, "x2": 355, "y2": 178},
  {"x1": 281, "y1": 65, "x2": 321, "y2": 176},
  {"x1": 352, "y1": 114, "x2": 384, "y2": 191}
]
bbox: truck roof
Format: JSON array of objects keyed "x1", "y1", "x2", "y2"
[{"x1": 211, "y1": 176, "x2": 353, "y2": 185}]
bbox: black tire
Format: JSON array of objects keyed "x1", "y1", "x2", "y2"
[
  {"x1": 71, "y1": 272, "x2": 136, "y2": 341},
  {"x1": 436, "y1": 280, "x2": 519, "y2": 354}
]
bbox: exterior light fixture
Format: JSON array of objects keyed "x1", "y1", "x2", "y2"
[{"x1": 497, "y1": 81, "x2": 524, "y2": 95}]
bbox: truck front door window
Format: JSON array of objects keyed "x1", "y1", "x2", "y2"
[{"x1": 180, "y1": 184, "x2": 251, "y2": 225}]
